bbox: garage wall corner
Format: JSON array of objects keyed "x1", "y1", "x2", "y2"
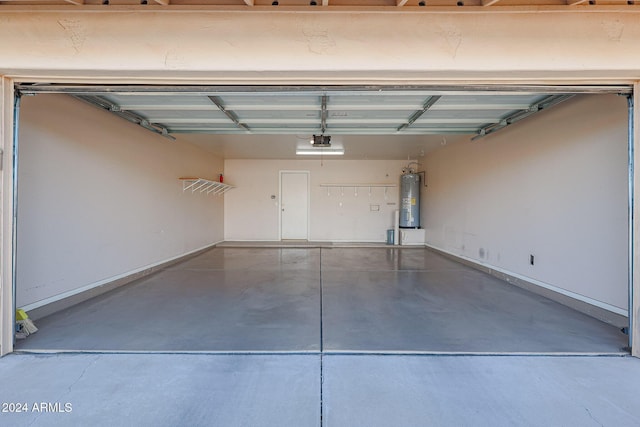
[
  {"x1": 16, "y1": 94, "x2": 224, "y2": 311},
  {"x1": 0, "y1": 77, "x2": 15, "y2": 355},
  {"x1": 422, "y1": 94, "x2": 628, "y2": 315}
]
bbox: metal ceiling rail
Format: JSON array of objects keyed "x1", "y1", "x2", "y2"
[
  {"x1": 397, "y1": 95, "x2": 442, "y2": 132},
  {"x1": 471, "y1": 94, "x2": 575, "y2": 141},
  {"x1": 207, "y1": 96, "x2": 251, "y2": 132},
  {"x1": 35, "y1": 85, "x2": 620, "y2": 138},
  {"x1": 15, "y1": 84, "x2": 633, "y2": 96},
  {"x1": 320, "y1": 94, "x2": 328, "y2": 134},
  {"x1": 72, "y1": 95, "x2": 176, "y2": 141},
  {"x1": 108, "y1": 101, "x2": 544, "y2": 111},
  {"x1": 168, "y1": 127, "x2": 478, "y2": 134}
]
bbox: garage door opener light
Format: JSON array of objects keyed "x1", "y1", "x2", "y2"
[
  {"x1": 297, "y1": 134, "x2": 343, "y2": 155},
  {"x1": 296, "y1": 148, "x2": 344, "y2": 156}
]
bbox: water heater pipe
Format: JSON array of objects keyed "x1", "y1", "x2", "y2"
[{"x1": 394, "y1": 209, "x2": 400, "y2": 245}]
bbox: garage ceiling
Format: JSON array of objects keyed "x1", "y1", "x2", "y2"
[
  {"x1": 16, "y1": 84, "x2": 630, "y2": 159},
  {"x1": 72, "y1": 90, "x2": 571, "y2": 137},
  {"x1": 73, "y1": 88, "x2": 572, "y2": 159}
]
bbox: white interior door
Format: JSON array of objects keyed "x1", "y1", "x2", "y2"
[{"x1": 280, "y1": 171, "x2": 309, "y2": 240}]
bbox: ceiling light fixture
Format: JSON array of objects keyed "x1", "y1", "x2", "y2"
[
  {"x1": 300, "y1": 133, "x2": 341, "y2": 155},
  {"x1": 296, "y1": 148, "x2": 344, "y2": 156}
]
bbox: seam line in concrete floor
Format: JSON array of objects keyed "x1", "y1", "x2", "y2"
[
  {"x1": 322, "y1": 351, "x2": 630, "y2": 357},
  {"x1": 13, "y1": 350, "x2": 322, "y2": 355},
  {"x1": 14, "y1": 349, "x2": 628, "y2": 357},
  {"x1": 319, "y1": 248, "x2": 324, "y2": 427}
]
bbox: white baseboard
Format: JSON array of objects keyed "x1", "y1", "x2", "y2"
[
  {"x1": 425, "y1": 243, "x2": 628, "y2": 324},
  {"x1": 21, "y1": 241, "x2": 222, "y2": 317}
]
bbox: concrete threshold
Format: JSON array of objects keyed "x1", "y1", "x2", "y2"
[
  {"x1": 14, "y1": 349, "x2": 629, "y2": 358},
  {"x1": 14, "y1": 349, "x2": 321, "y2": 356},
  {"x1": 323, "y1": 350, "x2": 629, "y2": 357}
]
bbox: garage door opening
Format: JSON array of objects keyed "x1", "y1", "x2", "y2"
[{"x1": 9, "y1": 83, "x2": 633, "y2": 355}]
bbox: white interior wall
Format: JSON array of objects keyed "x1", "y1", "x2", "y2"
[
  {"x1": 1, "y1": 77, "x2": 14, "y2": 355},
  {"x1": 422, "y1": 94, "x2": 628, "y2": 312},
  {"x1": 224, "y1": 159, "x2": 408, "y2": 242},
  {"x1": 16, "y1": 94, "x2": 224, "y2": 308}
]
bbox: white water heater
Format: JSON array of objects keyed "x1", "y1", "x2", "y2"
[{"x1": 400, "y1": 173, "x2": 420, "y2": 228}]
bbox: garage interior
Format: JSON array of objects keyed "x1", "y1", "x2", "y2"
[
  {"x1": 10, "y1": 84, "x2": 630, "y2": 354},
  {"x1": 0, "y1": 5, "x2": 640, "y2": 427},
  {"x1": 2, "y1": 7, "x2": 640, "y2": 425}
]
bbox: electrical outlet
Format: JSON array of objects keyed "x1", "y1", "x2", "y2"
[{"x1": 370, "y1": 204, "x2": 380, "y2": 212}]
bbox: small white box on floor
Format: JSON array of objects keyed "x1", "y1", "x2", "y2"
[{"x1": 399, "y1": 229, "x2": 425, "y2": 246}]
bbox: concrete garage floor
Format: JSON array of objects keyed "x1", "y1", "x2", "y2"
[
  {"x1": 5, "y1": 247, "x2": 640, "y2": 426},
  {"x1": 16, "y1": 247, "x2": 627, "y2": 353},
  {"x1": 0, "y1": 353, "x2": 321, "y2": 427},
  {"x1": 1, "y1": 353, "x2": 640, "y2": 426}
]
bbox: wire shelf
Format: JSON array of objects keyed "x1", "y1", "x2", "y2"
[{"x1": 179, "y1": 177, "x2": 234, "y2": 195}]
